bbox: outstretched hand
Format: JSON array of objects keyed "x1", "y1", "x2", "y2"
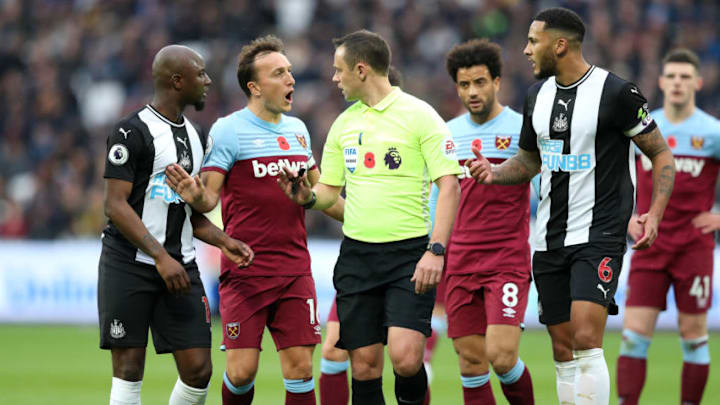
[
  {"x1": 165, "y1": 163, "x2": 204, "y2": 204},
  {"x1": 277, "y1": 166, "x2": 313, "y2": 205},
  {"x1": 465, "y1": 146, "x2": 493, "y2": 184}
]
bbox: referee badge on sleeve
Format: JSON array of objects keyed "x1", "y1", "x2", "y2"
[{"x1": 108, "y1": 144, "x2": 129, "y2": 166}]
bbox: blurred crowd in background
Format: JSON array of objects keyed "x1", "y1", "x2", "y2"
[{"x1": 1, "y1": 0, "x2": 719, "y2": 239}]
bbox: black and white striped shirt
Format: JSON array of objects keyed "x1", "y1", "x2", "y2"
[
  {"x1": 519, "y1": 66, "x2": 656, "y2": 251},
  {"x1": 102, "y1": 105, "x2": 211, "y2": 264}
]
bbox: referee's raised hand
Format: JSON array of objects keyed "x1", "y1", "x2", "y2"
[{"x1": 465, "y1": 146, "x2": 493, "y2": 184}]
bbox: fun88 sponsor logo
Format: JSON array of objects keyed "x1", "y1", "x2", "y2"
[
  {"x1": 252, "y1": 159, "x2": 308, "y2": 178},
  {"x1": 148, "y1": 174, "x2": 183, "y2": 203},
  {"x1": 539, "y1": 138, "x2": 592, "y2": 172}
]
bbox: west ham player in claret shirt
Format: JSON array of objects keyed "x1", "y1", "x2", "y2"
[
  {"x1": 429, "y1": 38, "x2": 535, "y2": 405},
  {"x1": 467, "y1": 8, "x2": 675, "y2": 405},
  {"x1": 617, "y1": 48, "x2": 720, "y2": 405},
  {"x1": 165, "y1": 36, "x2": 343, "y2": 405}
]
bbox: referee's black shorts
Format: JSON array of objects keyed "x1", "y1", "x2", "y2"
[
  {"x1": 333, "y1": 235, "x2": 434, "y2": 350},
  {"x1": 98, "y1": 248, "x2": 211, "y2": 354}
]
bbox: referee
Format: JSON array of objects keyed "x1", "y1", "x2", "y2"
[{"x1": 279, "y1": 30, "x2": 461, "y2": 405}]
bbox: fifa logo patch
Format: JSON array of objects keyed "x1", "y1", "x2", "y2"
[
  {"x1": 295, "y1": 133, "x2": 308, "y2": 150},
  {"x1": 495, "y1": 135, "x2": 511, "y2": 150},
  {"x1": 110, "y1": 319, "x2": 126, "y2": 339},
  {"x1": 691, "y1": 136, "x2": 704, "y2": 150},
  {"x1": 226, "y1": 322, "x2": 240, "y2": 339},
  {"x1": 384, "y1": 147, "x2": 402, "y2": 169},
  {"x1": 344, "y1": 147, "x2": 358, "y2": 173}
]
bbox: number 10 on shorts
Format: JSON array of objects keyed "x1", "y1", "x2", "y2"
[{"x1": 306, "y1": 298, "x2": 320, "y2": 325}]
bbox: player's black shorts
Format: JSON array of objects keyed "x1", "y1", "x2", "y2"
[
  {"x1": 333, "y1": 235, "x2": 434, "y2": 350},
  {"x1": 532, "y1": 242, "x2": 626, "y2": 325},
  {"x1": 98, "y1": 249, "x2": 211, "y2": 353}
]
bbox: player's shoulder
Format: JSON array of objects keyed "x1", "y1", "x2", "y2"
[
  {"x1": 446, "y1": 113, "x2": 469, "y2": 131},
  {"x1": 109, "y1": 107, "x2": 152, "y2": 145},
  {"x1": 395, "y1": 90, "x2": 438, "y2": 114},
  {"x1": 526, "y1": 79, "x2": 549, "y2": 99},
  {"x1": 113, "y1": 107, "x2": 148, "y2": 132},
  {"x1": 502, "y1": 106, "x2": 523, "y2": 121},
  {"x1": 603, "y1": 70, "x2": 640, "y2": 95},
  {"x1": 209, "y1": 109, "x2": 247, "y2": 139},
  {"x1": 693, "y1": 108, "x2": 720, "y2": 131},
  {"x1": 280, "y1": 114, "x2": 310, "y2": 133}
]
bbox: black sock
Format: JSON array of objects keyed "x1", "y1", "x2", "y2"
[
  {"x1": 351, "y1": 377, "x2": 385, "y2": 405},
  {"x1": 394, "y1": 367, "x2": 427, "y2": 404}
]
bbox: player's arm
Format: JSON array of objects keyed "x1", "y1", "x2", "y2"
[
  {"x1": 165, "y1": 165, "x2": 225, "y2": 213},
  {"x1": 632, "y1": 126, "x2": 675, "y2": 249},
  {"x1": 104, "y1": 178, "x2": 190, "y2": 293},
  {"x1": 307, "y1": 167, "x2": 344, "y2": 222},
  {"x1": 412, "y1": 174, "x2": 460, "y2": 294},
  {"x1": 467, "y1": 146, "x2": 540, "y2": 185},
  {"x1": 190, "y1": 212, "x2": 254, "y2": 268}
]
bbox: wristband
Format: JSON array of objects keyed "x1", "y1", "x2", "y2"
[{"x1": 301, "y1": 191, "x2": 317, "y2": 209}]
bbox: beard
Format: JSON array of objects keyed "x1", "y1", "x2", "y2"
[
  {"x1": 465, "y1": 96, "x2": 493, "y2": 121},
  {"x1": 193, "y1": 100, "x2": 205, "y2": 111},
  {"x1": 534, "y1": 52, "x2": 557, "y2": 79}
]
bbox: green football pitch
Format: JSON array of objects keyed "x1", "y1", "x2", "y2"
[{"x1": 1, "y1": 323, "x2": 718, "y2": 404}]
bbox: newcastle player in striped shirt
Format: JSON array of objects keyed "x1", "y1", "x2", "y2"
[
  {"x1": 467, "y1": 8, "x2": 675, "y2": 405},
  {"x1": 100, "y1": 45, "x2": 253, "y2": 405}
]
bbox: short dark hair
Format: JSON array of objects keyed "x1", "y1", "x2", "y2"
[
  {"x1": 388, "y1": 65, "x2": 403, "y2": 87},
  {"x1": 332, "y1": 30, "x2": 391, "y2": 75},
  {"x1": 662, "y1": 48, "x2": 700, "y2": 71},
  {"x1": 236, "y1": 35, "x2": 285, "y2": 97},
  {"x1": 534, "y1": 7, "x2": 585, "y2": 44},
  {"x1": 446, "y1": 38, "x2": 503, "y2": 83}
]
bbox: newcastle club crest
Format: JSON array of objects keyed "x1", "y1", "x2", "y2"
[{"x1": 552, "y1": 113, "x2": 568, "y2": 132}]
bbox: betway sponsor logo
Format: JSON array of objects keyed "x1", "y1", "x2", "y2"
[
  {"x1": 252, "y1": 159, "x2": 308, "y2": 178},
  {"x1": 640, "y1": 155, "x2": 704, "y2": 177}
]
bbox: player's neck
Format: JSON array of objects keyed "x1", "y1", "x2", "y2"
[
  {"x1": 555, "y1": 55, "x2": 591, "y2": 87},
  {"x1": 470, "y1": 102, "x2": 504, "y2": 125},
  {"x1": 664, "y1": 101, "x2": 695, "y2": 124},
  {"x1": 248, "y1": 101, "x2": 282, "y2": 124},
  {"x1": 150, "y1": 96, "x2": 184, "y2": 123},
  {"x1": 360, "y1": 77, "x2": 393, "y2": 107}
]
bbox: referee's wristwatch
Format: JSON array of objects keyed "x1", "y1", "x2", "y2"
[{"x1": 426, "y1": 242, "x2": 446, "y2": 256}]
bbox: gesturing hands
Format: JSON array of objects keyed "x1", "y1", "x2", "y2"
[
  {"x1": 277, "y1": 166, "x2": 313, "y2": 205},
  {"x1": 165, "y1": 163, "x2": 205, "y2": 204},
  {"x1": 465, "y1": 146, "x2": 493, "y2": 184}
]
